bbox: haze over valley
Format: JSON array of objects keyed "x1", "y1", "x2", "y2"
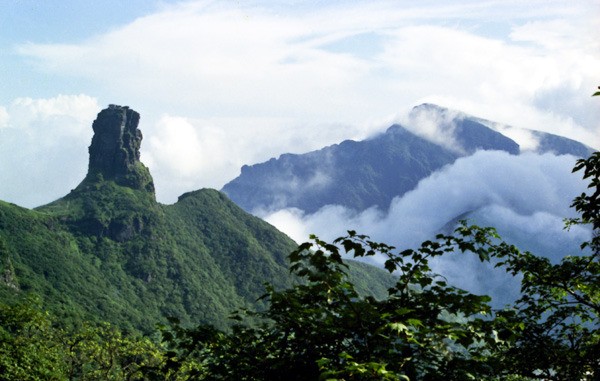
[{"x1": 0, "y1": 2, "x2": 599, "y2": 379}]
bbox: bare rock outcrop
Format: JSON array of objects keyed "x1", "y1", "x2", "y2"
[{"x1": 85, "y1": 104, "x2": 154, "y2": 193}]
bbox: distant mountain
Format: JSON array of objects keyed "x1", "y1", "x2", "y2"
[
  {"x1": 411, "y1": 103, "x2": 595, "y2": 157},
  {"x1": 222, "y1": 104, "x2": 594, "y2": 214},
  {"x1": 0, "y1": 105, "x2": 393, "y2": 333},
  {"x1": 221, "y1": 104, "x2": 595, "y2": 306},
  {"x1": 531, "y1": 130, "x2": 596, "y2": 157},
  {"x1": 224, "y1": 126, "x2": 460, "y2": 214}
]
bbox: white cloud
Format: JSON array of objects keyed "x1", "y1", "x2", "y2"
[
  {"x1": 2, "y1": 1, "x2": 598, "y2": 207},
  {"x1": 6, "y1": 94, "x2": 99, "y2": 137},
  {"x1": 262, "y1": 207, "x2": 312, "y2": 244},
  {"x1": 142, "y1": 113, "x2": 375, "y2": 204},
  {"x1": 0, "y1": 95, "x2": 99, "y2": 208},
  {"x1": 265, "y1": 151, "x2": 586, "y2": 244},
  {"x1": 484, "y1": 123, "x2": 541, "y2": 151},
  {"x1": 401, "y1": 104, "x2": 466, "y2": 153},
  {"x1": 146, "y1": 115, "x2": 207, "y2": 177},
  {"x1": 262, "y1": 151, "x2": 591, "y2": 303},
  {"x1": 380, "y1": 22, "x2": 600, "y2": 147},
  {"x1": 17, "y1": 2, "x2": 600, "y2": 125},
  {"x1": 0, "y1": 106, "x2": 8, "y2": 129},
  {"x1": 143, "y1": 114, "x2": 248, "y2": 199}
]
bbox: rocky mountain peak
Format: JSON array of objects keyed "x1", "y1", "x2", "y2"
[{"x1": 84, "y1": 104, "x2": 154, "y2": 193}]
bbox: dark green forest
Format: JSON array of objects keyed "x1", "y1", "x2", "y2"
[
  {"x1": 0, "y1": 178, "x2": 393, "y2": 335},
  {"x1": 0, "y1": 105, "x2": 394, "y2": 335},
  {"x1": 1, "y1": 150, "x2": 598, "y2": 380},
  {"x1": 1, "y1": 96, "x2": 599, "y2": 379}
]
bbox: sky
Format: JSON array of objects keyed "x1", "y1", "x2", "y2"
[{"x1": 0, "y1": 0, "x2": 599, "y2": 208}]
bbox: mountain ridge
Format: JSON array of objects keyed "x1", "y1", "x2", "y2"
[
  {"x1": 222, "y1": 104, "x2": 594, "y2": 214},
  {"x1": 0, "y1": 105, "x2": 394, "y2": 333}
]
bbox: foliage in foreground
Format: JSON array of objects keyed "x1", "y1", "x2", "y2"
[
  {"x1": 0, "y1": 295, "x2": 167, "y2": 381},
  {"x1": 0, "y1": 93, "x2": 598, "y2": 379},
  {"x1": 155, "y1": 152, "x2": 599, "y2": 380},
  {"x1": 1, "y1": 154, "x2": 598, "y2": 380}
]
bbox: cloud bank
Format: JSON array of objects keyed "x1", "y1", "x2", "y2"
[
  {"x1": 0, "y1": 95, "x2": 99, "y2": 207},
  {"x1": 2, "y1": 1, "x2": 596, "y2": 206},
  {"x1": 261, "y1": 151, "x2": 591, "y2": 304}
]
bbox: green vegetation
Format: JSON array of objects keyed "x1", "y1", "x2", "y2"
[
  {"x1": 0, "y1": 93, "x2": 597, "y2": 379},
  {"x1": 0, "y1": 295, "x2": 168, "y2": 380},
  {"x1": 2, "y1": 150, "x2": 596, "y2": 379},
  {"x1": 0, "y1": 175, "x2": 393, "y2": 334},
  {"x1": 155, "y1": 151, "x2": 600, "y2": 380}
]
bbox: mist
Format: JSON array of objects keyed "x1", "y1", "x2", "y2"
[
  {"x1": 0, "y1": 95, "x2": 98, "y2": 208},
  {"x1": 261, "y1": 151, "x2": 592, "y2": 305}
]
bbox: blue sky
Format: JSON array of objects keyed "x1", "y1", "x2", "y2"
[
  {"x1": 0, "y1": 0, "x2": 171, "y2": 101},
  {"x1": 0, "y1": 0, "x2": 599, "y2": 208}
]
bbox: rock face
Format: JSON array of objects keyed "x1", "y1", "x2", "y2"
[
  {"x1": 85, "y1": 105, "x2": 154, "y2": 193},
  {"x1": 6, "y1": 104, "x2": 395, "y2": 332},
  {"x1": 222, "y1": 125, "x2": 460, "y2": 213},
  {"x1": 222, "y1": 104, "x2": 594, "y2": 214}
]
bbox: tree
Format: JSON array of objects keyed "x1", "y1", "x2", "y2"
[
  {"x1": 3, "y1": 90, "x2": 598, "y2": 381},
  {"x1": 487, "y1": 152, "x2": 599, "y2": 380},
  {"x1": 62, "y1": 322, "x2": 165, "y2": 381},
  {"x1": 0, "y1": 296, "x2": 167, "y2": 381},
  {"x1": 162, "y1": 148, "x2": 599, "y2": 379},
  {"x1": 160, "y1": 225, "x2": 514, "y2": 380},
  {"x1": 0, "y1": 295, "x2": 68, "y2": 380},
  {"x1": 161, "y1": 90, "x2": 600, "y2": 379}
]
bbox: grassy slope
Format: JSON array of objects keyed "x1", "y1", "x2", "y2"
[{"x1": 1, "y1": 183, "x2": 394, "y2": 334}]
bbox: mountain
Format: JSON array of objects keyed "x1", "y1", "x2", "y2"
[
  {"x1": 0, "y1": 105, "x2": 394, "y2": 333},
  {"x1": 222, "y1": 104, "x2": 594, "y2": 214},
  {"x1": 223, "y1": 126, "x2": 459, "y2": 214},
  {"x1": 220, "y1": 104, "x2": 596, "y2": 306}
]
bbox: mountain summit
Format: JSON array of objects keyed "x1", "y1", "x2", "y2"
[
  {"x1": 0, "y1": 105, "x2": 393, "y2": 333},
  {"x1": 83, "y1": 105, "x2": 154, "y2": 193},
  {"x1": 222, "y1": 104, "x2": 594, "y2": 214}
]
